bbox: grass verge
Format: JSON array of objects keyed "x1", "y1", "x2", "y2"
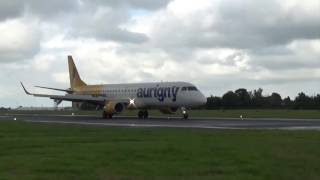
[{"x1": 0, "y1": 120, "x2": 319, "y2": 179}]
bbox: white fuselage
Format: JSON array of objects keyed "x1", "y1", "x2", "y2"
[{"x1": 98, "y1": 81, "x2": 206, "y2": 109}]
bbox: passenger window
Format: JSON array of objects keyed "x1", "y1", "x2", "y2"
[{"x1": 182, "y1": 87, "x2": 187, "y2": 91}]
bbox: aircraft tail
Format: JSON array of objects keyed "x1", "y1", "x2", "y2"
[{"x1": 68, "y1": 55, "x2": 87, "y2": 89}]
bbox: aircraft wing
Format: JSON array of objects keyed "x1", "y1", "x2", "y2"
[
  {"x1": 34, "y1": 85, "x2": 74, "y2": 94},
  {"x1": 21, "y1": 82, "x2": 108, "y2": 105}
]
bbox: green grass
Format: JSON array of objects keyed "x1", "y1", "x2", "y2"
[
  {"x1": 0, "y1": 120, "x2": 319, "y2": 179},
  {"x1": 187, "y1": 109, "x2": 320, "y2": 119},
  {"x1": 2, "y1": 109, "x2": 320, "y2": 119}
]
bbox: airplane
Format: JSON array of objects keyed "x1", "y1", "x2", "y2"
[{"x1": 21, "y1": 56, "x2": 207, "y2": 119}]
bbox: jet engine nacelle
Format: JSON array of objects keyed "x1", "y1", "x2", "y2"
[
  {"x1": 159, "y1": 107, "x2": 178, "y2": 114},
  {"x1": 104, "y1": 101, "x2": 125, "y2": 114}
]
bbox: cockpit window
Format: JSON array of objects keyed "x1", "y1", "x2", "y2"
[
  {"x1": 188, "y1": 86, "x2": 198, "y2": 91},
  {"x1": 181, "y1": 86, "x2": 198, "y2": 91}
]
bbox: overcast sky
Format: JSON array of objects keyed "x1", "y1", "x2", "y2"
[{"x1": 0, "y1": 0, "x2": 319, "y2": 107}]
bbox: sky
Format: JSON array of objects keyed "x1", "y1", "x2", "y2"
[{"x1": 0, "y1": 0, "x2": 319, "y2": 107}]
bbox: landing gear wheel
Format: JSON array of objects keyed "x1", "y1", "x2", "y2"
[
  {"x1": 102, "y1": 111, "x2": 107, "y2": 119},
  {"x1": 138, "y1": 110, "x2": 149, "y2": 119},
  {"x1": 181, "y1": 107, "x2": 189, "y2": 119},
  {"x1": 102, "y1": 111, "x2": 113, "y2": 119},
  {"x1": 183, "y1": 113, "x2": 189, "y2": 119},
  {"x1": 138, "y1": 111, "x2": 144, "y2": 119},
  {"x1": 143, "y1": 111, "x2": 149, "y2": 119}
]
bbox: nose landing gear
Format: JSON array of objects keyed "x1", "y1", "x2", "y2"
[{"x1": 181, "y1": 107, "x2": 189, "y2": 119}]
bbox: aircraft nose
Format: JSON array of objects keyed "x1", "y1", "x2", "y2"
[
  {"x1": 200, "y1": 94, "x2": 207, "y2": 105},
  {"x1": 194, "y1": 93, "x2": 207, "y2": 106}
]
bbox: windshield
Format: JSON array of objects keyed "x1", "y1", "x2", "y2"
[{"x1": 181, "y1": 86, "x2": 198, "y2": 91}]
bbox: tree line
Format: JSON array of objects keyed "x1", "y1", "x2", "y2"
[{"x1": 206, "y1": 88, "x2": 320, "y2": 110}]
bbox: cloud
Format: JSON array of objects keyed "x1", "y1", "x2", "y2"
[
  {"x1": 67, "y1": 6, "x2": 148, "y2": 43},
  {"x1": 134, "y1": 0, "x2": 320, "y2": 51},
  {"x1": 32, "y1": 54, "x2": 56, "y2": 71},
  {"x1": 249, "y1": 39, "x2": 320, "y2": 70},
  {"x1": 0, "y1": 0, "x2": 159, "y2": 44},
  {"x1": 0, "y1": 0, "x2": 79, "y2": 20},
  {"x1": 125, "y1": 0, "x2": 320, "y2": 80},
  {"x1": 82, "y1": 0, "x2": 172, "y2": 10},
  {"x1": 0, "y1": 1, "x2": 23, "y2": 20},
  {"x1": 25, "y1": 0, "x2": 78, "y2": 18},
  {"x1": 0, "y1": 0, "x2": 320, "y2": 107},
  {"x1": 0, "y1": 17, "x2": 40, "y2": 63}
]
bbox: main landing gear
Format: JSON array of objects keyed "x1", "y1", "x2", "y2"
[
  {"x1": 138, "y1": 110, "x2": 149, "y2": 119},
  {"x1": 102, "y1": 111, "x2": 113, "y2": 119}
]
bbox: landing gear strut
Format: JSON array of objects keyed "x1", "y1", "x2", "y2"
[
  {"x1": 181, "y1": 107, "x2": 189, "y2": 119},
  {"x1": 102, "y1": 111, "x2": 113, "y2": 119},
  {"x1": 138, "y1": 110, "x2": 149, "y2": 119}
]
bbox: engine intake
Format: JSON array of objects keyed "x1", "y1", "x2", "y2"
[{"x1": 104, "y1": 102, "x2": 124, "y2": 114}]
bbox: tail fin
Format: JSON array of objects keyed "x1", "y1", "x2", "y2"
[{"x1": 68, "y1": 55, "x2": 86, "y2": 89}]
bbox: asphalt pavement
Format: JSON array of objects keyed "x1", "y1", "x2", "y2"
[{"x1": 1, "y1": 113, "x2": 320, "y2": 130}]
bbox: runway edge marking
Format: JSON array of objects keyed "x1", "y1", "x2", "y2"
[
  {"x1": 23, "y1": 119, "x2": 244, "y2": 130},
  {"x1": 20, "y1": 119, "x2": 320, "y2": 130}
]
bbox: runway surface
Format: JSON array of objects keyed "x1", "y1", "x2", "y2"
[{"x1": 1, "y1": 113, "x2": 320, "y2": 130}]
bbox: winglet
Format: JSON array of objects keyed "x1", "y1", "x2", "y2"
[{"x1": 20, "y1": 82, "x2": 32, "y2": 95}]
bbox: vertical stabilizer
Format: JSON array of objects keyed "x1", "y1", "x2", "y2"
[{"x1": 68, "y1": 56, "x2": 86, "y2": 89}]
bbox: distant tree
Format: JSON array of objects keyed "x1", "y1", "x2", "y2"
[
  {"x1": 1, "y1": 107, "x2": 10, "y2": 111},
  {"x1": 267, "y1": 92, "x2": 282, "y2": 108},
  {"x1": 207, "y1": 88, "x2": 320, "y2": 110},
  {"x1": 314, "y1": 94, "x2": 320, "y2": 109},
  {"x1": 283, "y1": 96, "x2": 293, "y2": 109},
  {"x1": 235, "y1": 88, "x2": 251, "y2": 108},
  {"x1": 254, "y1": 88, "x2": 263, "y2": 98},
  {"x1": 222, "y1": 91, "x2": 240, "y2": 109},
  {"x1": 294, "y1": 92, "x2": 312, "y2": 109},
  {"x1": 206, "y1": 96, "x2": 222, "y2": 109},
  {"x1": 252, "y1": 88, "x2": 265, "y2": 108}
]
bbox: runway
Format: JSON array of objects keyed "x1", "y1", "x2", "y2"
[{"x1": 1, "y1": 113, "x2": 320, "y2": 130}]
